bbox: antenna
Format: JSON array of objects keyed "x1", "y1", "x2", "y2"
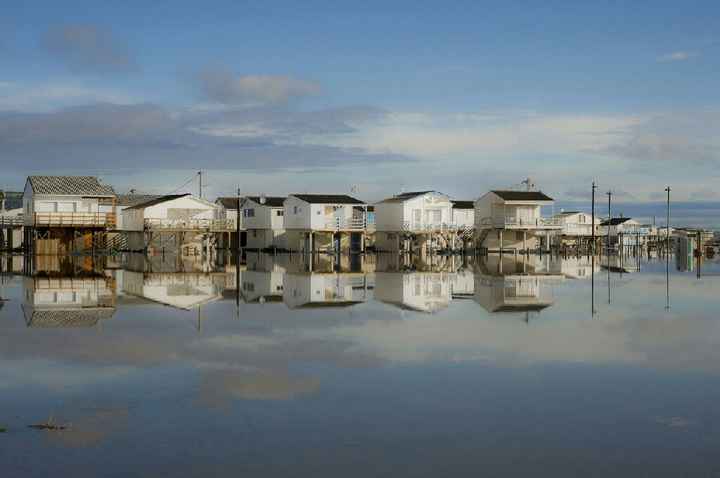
[{"x1": 260, "y1": 193, "x2": 266, "y2": 205}]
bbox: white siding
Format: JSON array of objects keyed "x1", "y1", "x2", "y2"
[{"x1": 283, "y1": 196, "x2": 312, "y2": 230}]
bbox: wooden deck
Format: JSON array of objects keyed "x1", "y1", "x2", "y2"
[{"x1": 32, "y1": 212, "x2": 116, "y2": 228}]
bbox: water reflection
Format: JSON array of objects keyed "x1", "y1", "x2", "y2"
[{"x1": 22, "y1": 256, "x2": 115, "y2": 328}]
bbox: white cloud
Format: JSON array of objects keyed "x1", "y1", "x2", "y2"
[
  {"x1": 312, "y1": 111, "x2": 641, "y2": 159},
  {"x1": 197, "y1": 68, "x2": 321, "y2": 106},
  {"x1": 657, "y1": 51, "x2": 698, "y2": 62},
  {"x1": 0, "y1": 83, "x2": 136, "y2": 112}
]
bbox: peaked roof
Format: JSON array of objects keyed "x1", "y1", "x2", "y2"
[
  {"x1": 124, "y1": 194, "x2": 191, "y2": 210},
  {"x1": 116, "y1": 194, "x2": 163, "y2": 207},
  {"x1": 216, "y1": 197, "x2": 241, "y2": 209},
  {"x1": 244, "y1": 196, "x2": 287, "y2": 208},
  {"x1": 600, "y1": 217, "x2": 632, "y2": 226},
  {"x1": 557, "y1": 210, "x2": 582, "y2": 216},
  {"x1": 378, "y1": 191, "x2": 443, "y2": 203},
  {"x1": 27, "y1": 176, "x2": 115, "y2": 196},
  {"x1": 451, "y1": 200, "x2": 474, "y2": 210},
  {"x1": 491, "y1": 190, "x2": 554, "y2": 201},
  {"x1": 290, "y1": 194, "x2": 364, "y2": 205}
]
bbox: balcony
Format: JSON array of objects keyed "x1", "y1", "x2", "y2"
[
  {"x1": 33, "y1": 212, "x2": 116, "y2": 228},
  {"x1": 0, "y1": 215, "x2": 24, "y2": 228},
  {"x1": 479, "y1": 216, "x2": 562, "y2": 230},
  {"x1": 400, "y1": 222, "x2": 465, "y2": 233},
  {"x1": 323, "y1": 217, "x2": 367, "y2": 231}
]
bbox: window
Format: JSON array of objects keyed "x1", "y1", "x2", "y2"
[
  {"x1": 276, "y1": 210, "x2": 284, "y2": 216},
  {"x1": 244, "y1": 208, "x2": 255, "y2": 218},
  {"x1": 293, "y1": 206, "x2": 299, "y2": 214}
]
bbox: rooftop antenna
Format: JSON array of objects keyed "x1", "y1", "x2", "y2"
[
  {"x1": 259, "y1": 193, "x2": 266, "y2": 205},
  {"x1": 521, "y1": 177, "x2": 535, "y2": 191}
]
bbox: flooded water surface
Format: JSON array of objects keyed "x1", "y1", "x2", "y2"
[{"x1": 1, "y1": 252, "x2": 720, "y2": 477}]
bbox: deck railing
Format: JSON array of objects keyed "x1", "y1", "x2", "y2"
[
  {"x1": 324, "y1": 217, "x2": 367, "y2": 231},
  {"x1": 478, "y1": 217, "x2": 562, "y2": 228},
  {"x1": 144, "y1": 218, "x2": 235, "y2": 231},
  {"x1": 0, "y1": 215, "x2": 24, "y2": 227},
  {"x1": 400, "y1": 222, "x2": 471, "y2": 233},
  {"x1": 33, "y1": 212, "x2": 116, "y2": 228}
]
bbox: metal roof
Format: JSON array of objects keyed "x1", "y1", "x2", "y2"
[
  {"x1": 244, "y1": 196, "x2": 287, "y2": 208},
  {"x1": 290, "y1": 194, "x2": 365, "y2": 205},
  {"x1": 123, "y1": 194, "x2": 191, "y2": 210},
  {"x1": 600, "y1": 217, "x2": 632, "y2": 226},
  {"x1": 116, "y1": 194, "x2": 163, "y2": 207},
  {"x1": 451, "y1": 200, "x2": 474, "y2": 209},
  {"x1": 378, "y1": 191, "x2": 441, "y2": 203},
  {"x1": 27, "y1": 176, "x2": 115, "y2": 196},
  {"x1": 216, "y1": 197, "x2": 241, "y2": 209},
  {"x1": 491, "y1": 190, "x2": 554, "y2": 201}
]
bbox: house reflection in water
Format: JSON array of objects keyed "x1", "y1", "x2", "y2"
[
  {"x1": 240, "y1": 252, "x2": 287, "y2": 304},
  {"x1": 119, "y1": 270, "x2": 223, "y2": 310},
  {"x1": 375, "y1": 271, "x2": 452, "y2": 313},
  {"x1": 283, "y1": 272, "x2": 373, "y2": 309},
  {"x1": 473, "y1": 255, "x2": 563, "y2": 316},
  {"x1": 22, "y1": 266, "x2": 116, "y2": 328}
]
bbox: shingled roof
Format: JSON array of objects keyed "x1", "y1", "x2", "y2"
[
  {"x1": 291, "y1": 194, "x2": 364, "y2": 205},
  {"x1": 244, "y1": 196, "x2": 287, "y2": 208},
  {"x1": 491, "y1": 190, "x2": 553, "y2": 202},
  {"x1": 27, "y1": 176, "x2": 115, "y2": 196}
]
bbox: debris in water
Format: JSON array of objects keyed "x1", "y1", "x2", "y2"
[{"x1": 28, "y1": 416, "x2": 70, "y2": 431}]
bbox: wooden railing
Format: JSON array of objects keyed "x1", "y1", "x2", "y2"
[
  {"x1": 0, "y1": 215, "x2": 24, "y2": 227},
  {"x1": 144, "y1": 218, "x2": 235, "y2": 231},
  {"x1": 478, "y1": 217, "x2": 562, "y2": 228},
  {"x1": 33, "y1": 212, "x2": 116, "y2": 228},
  {"x1": 323, "y1": 217, "x2": 367, "y2": 231}
]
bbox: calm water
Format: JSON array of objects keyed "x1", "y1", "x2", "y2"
[{"x1": 1, "y1": 251, "x2": 720, "y2": 477}]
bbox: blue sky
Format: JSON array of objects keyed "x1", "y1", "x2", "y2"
[{"x1": 1, "y1": 1, "x2": 719, "y2": 205}]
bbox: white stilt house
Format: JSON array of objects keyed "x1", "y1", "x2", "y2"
[
  {"x1": 241, "y1": 196, "x2": 287, "y2": 250},
  {"x1": 121, "y1": 193, "x2": 227, "y2": 253},
  {"x1": 374, "y1": 191, "x2": 457, "y2": 252},
  {"x1": 552, "y1": 211, "x2": 601, "y2": 249},
  {"x1": 474, "y1": 190, "x2": 561, "y2": 252},
  {"x1": 283, "y1": 194, "x2": 368, "y2": 253}
]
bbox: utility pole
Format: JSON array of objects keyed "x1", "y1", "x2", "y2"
[
  {"x1": 198, "y1": 171, "x2": 203, "y2": 199},
  {"x1": 665, "y1": 186, "x2": 671, "y2": 310},
  {"x1": 591, "y1": 181, "x2": 597, "y2": 254},
  {"x1": 606, "y1": 190, "x2": 612, "y2": 253},
  {"x1": 236, "y1": 187, "x2": 242, "y2": 312}
]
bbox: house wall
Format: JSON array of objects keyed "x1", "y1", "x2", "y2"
[
  {"x1": 121, "y1": 196, "x2": 217, "y2": 232},
  {"x1": 374, "y1": 202, "x2": 405, "y2": 232},
  {"x1": 24, "y1": 182, "x2": 106, "y2": 226},
  {"x1": 242, "y1": 199, "x2": 284, "y2": 230},
  {"x1": 559, "y1": 213, "x2": 597, "y2": 236},
  {"x1": 284, "y1": 196, "x2": 360, "y2": 231},
  {"x1": 283, "y1": 196, "x2": 312, "y2": 229},
  {"x1": 452, "y1": 208, "x2": 475, "y2": 228},
  {"x1": 475, "y1": 193, "x2": 545, "y2": 228}
]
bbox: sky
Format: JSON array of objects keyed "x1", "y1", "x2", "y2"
[{"x1": 1, "y1": 1, "x2": 719, "y2": 208}]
